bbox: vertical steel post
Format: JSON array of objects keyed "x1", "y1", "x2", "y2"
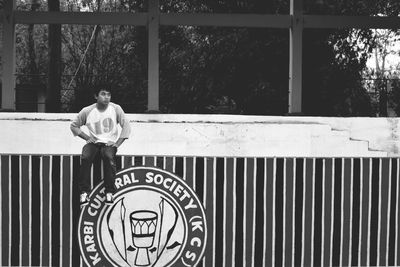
[
  {"x1": 148, "y1": 0, "x2": 160, "y2": 112},
  {"x1": 289, "y1": 0, "x2": 303, "y2": 114},
  {"x1": 2, "y1": 0, "x2": 16, "y2": 110}
]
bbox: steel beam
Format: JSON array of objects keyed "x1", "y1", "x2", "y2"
[
  {"x1": 12, "y1": 11, "x2": 400, "y2": 30},
  {"x1": 160, "y1": 13, "x2": 291, "y2": 28},
  {"x1": 303, "y1": 15, "x2": 400, "y2": 29},
  {"x1": 2, "y1": 0, "x2": 16, "y2": 110},
  {"x1": 289, "y1": 0, "x2": 303, "y2": 114},
  {"x1": 14, "y1": 11, "x2": 147, "y2": 25},
  {"x1": 148, "y1": 0, "x2": 159, "y2": 111},
  {"x1": 12, "y1": 11, "x2": 400, "y2": 29}
]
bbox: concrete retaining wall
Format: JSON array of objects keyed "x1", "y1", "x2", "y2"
[{"x1": 0, "y1": 113, "x2": 398, "y2": 156}]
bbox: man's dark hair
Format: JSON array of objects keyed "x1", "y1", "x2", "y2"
[{"x1": 93, "y1": 86, "x2": 112, "y2": 96}]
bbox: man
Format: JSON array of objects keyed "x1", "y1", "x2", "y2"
[{"x1": 71, "y1": 87, "x2": 131, "y2": 205}]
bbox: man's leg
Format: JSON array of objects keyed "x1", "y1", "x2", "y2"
[
  {"x1": 79, "y1": 143, "x2": 99, "y2": 193},
  {"x1": 100, "y1": 146, "x2": 117, "y2": 193}
]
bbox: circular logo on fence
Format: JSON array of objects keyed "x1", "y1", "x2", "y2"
[{"x1": 78, "y1": 166, "x2": 207, "y2": 267}]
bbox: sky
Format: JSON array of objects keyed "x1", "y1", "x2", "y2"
[{"x1": 366, "y1": 29, "x2": 400, "y2": 74}]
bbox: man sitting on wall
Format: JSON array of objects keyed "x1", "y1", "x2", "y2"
[{"x1": 70, "y1": 87, "x2": 131, "y2": 205}]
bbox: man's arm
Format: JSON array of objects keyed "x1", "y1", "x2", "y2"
[
  {"x1": 71, "y1": 107, "x2": 96, "y2": 143},
  {"x1": 109, "y1": 104, "x2": 131, "y2": 148},
  {"x1": 116, "y1": 105, "x2": 131, "y2": 140},
  {"x1": 110, "y1": 137, "x2": 127, "y2": 148},
  {"x1": 78, "y1": 131, "x2": 97, "y2": 143}
]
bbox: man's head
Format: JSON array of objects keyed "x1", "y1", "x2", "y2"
[{"x1": 94, "y1": 87, "x2": 111, "y2": 106}]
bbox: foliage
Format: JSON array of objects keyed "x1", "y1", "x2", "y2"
[
  {"x1": 161, "y1": 0, "x2": 289, "y2": 14},
  {"x1": 13, "y1": 0, "x2": 400, "y2": 115},
  {"x1": 389, "y1": 80, "x2": 400, "y2": 115},
  {"x1": 302, "y1": 29, "x2": 375, "y2": 116},
  {"x1": 160, "y1": 26, "x2": 288, "y2": 114},
  {"x1": 59, "y1": 24, "x2": 147, "y2": 112},
  {"x1": 304, "y1": 0, "x2": 400, "y2": 16},
  {"x1": 363, "y1": 29, "x2": 400, "y2": 116},
  {"x1": 16, "y1": 24, "x2": 49, "y2": 85}
]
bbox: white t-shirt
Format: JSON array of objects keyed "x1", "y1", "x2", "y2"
[{"x1": 71, "y1": 103, "x2": 131, "y2": 143}]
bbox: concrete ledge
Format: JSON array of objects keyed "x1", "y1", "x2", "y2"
[{"x1": 0, "y1": 113, "x2": 396, "y2": 157}]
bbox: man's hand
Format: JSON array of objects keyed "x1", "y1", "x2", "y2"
[
  {"x1": 86, "y1": 136, "x2": 97, "y2": 144},
  {"x1": 106, "y1": 138, "x2": 126, "y2": 148},
  {"x1": 106, "y1": 141, "x2": 118, "y2": 147},
  {"x1": 79, "y1": 132, "x2": 97, "y2": 144}
]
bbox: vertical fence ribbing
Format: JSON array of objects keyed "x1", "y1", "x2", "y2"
[
  {"x1": 69, "y1": 156, "x2": 73, "y2": 267},
  {"x1": 283, "y1": 158, "x2": 287, "y2": 267},
  {"x1": 320, "y1": 159, "x2": 326, "y2": 267},
  {"x1": 301, "y1": 159, "x2": 306, "y2": 267},
  {"x1": 223, "y1": 158, "x2": 227, "y2": 267},
  {"x1": 28, "y1": 156, "x2": 32, "y2": 266},
  {"x1": 291, "y1": 159, "x2": 296, "y2": 267},
  {"x1": 2, "y1": 155, "x2": 400, "y2": 266},
  {"x1": 19, "y1": 155, "x2": 22, "y2": 266},
  {"x1": 385, "y1": 159, "x2": 392, "y2": 266},
  {"x1": 255, "y1": 158, "x2": 265, "y2": 267},
  {"x1": 340, "y1": 158, "x2": 345, "y2": 266},
  {"x1": 294, "y1": 158, "x2": 303, "y2": 267},
  {"x1": 31, "y1": 156, "x2": 41, "y2": 267},
  {"x1": 59, "y1": 156, "x2": 63, "y2": 267},
  {"x1": 343, "y1": 158, "x2": 352, "y2": 266},
  {"x1": 348, "y1": 158, "x2": 354, "y2": 266},
  {"x1": 396, "y1": 158, "x2": 400, "y2": 265},
  {"x1": 263, "y1": 158, "x2": 267, "y2": 267},
  {"x1": 0, "y1": 156, "x2": 10, "y2": 266},
  {"x1": 311, "y1": 158, "x2": 315, "y2": 267},
  {"x1": 212, "y1": 157, "x2": 217, "y2": 267},
  {"x1": 243, "y1": 158, "x2": 247, "y2": 267},
  {"x1": 204, "y1": 158, "x2": 213, "y2": 267},
  {"x1": 251, "y1": 159, "x2": 257, "y2": 267},
  {"x1": 379, "y1": 159, "x2": 390, "y2": 265},
  {"x1": 377, "y1": 158, "x2": 383, "y2": 265},
  {"x1": 266, "y1": 158, "x2": 274, "y2": 267},
  {"x1": 367, "y1": 158, "x2": 372, "y2": 266},
  {"x1": 357, "y1": 158, "x2": 363, "y2": 267},
  {"x1": 329, "y1": 159, "x2": 335, "y2": 267},
  {"x1": 304, "y1": 159, "x2": 313, "y2": 267},
  {"x1": 0, "y1": 157, "x2": 2, "y2": 265},
  {"x1": 272, "y1": 158, "x2": 276, "y2": 267},
  {"x1": 232, "y1": 158, "x2": 237, "y2": 267}
]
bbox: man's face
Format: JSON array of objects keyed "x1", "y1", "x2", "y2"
[{"x1": 95, "y1": 90, "x2": 111, "y2": 105}]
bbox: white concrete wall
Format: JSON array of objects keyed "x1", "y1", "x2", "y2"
[{"x1": 0, "y1": 113, "x2": 398, "y2": 157}]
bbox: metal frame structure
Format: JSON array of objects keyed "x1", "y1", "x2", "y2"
[{"x1": 1, "y1": 0, "x2": 400, "y2": 113}]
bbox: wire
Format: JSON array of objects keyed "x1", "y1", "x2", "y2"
[{"x1": 61, "y1": 25, "x2": 99, "y2": 100}]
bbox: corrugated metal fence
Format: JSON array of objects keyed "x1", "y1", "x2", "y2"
[{"x1": 1, "y1": 155, "x2": 400, "y2": 267}]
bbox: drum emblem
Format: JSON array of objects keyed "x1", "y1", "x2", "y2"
[{"x1": 78, "y1": 166, "x2": 207, "y2": 267}]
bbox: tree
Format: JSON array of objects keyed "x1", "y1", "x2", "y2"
[
  {"x1": 367, "y1": 29, "x2": 400, "y2": 116},
  {"x1": 13, "y1": 0, "x2": 400, "y2": 116}
]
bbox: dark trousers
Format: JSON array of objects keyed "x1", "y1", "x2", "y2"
[{"x1": 79, "y1": 143, "x2": 117, "y2": 193}]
